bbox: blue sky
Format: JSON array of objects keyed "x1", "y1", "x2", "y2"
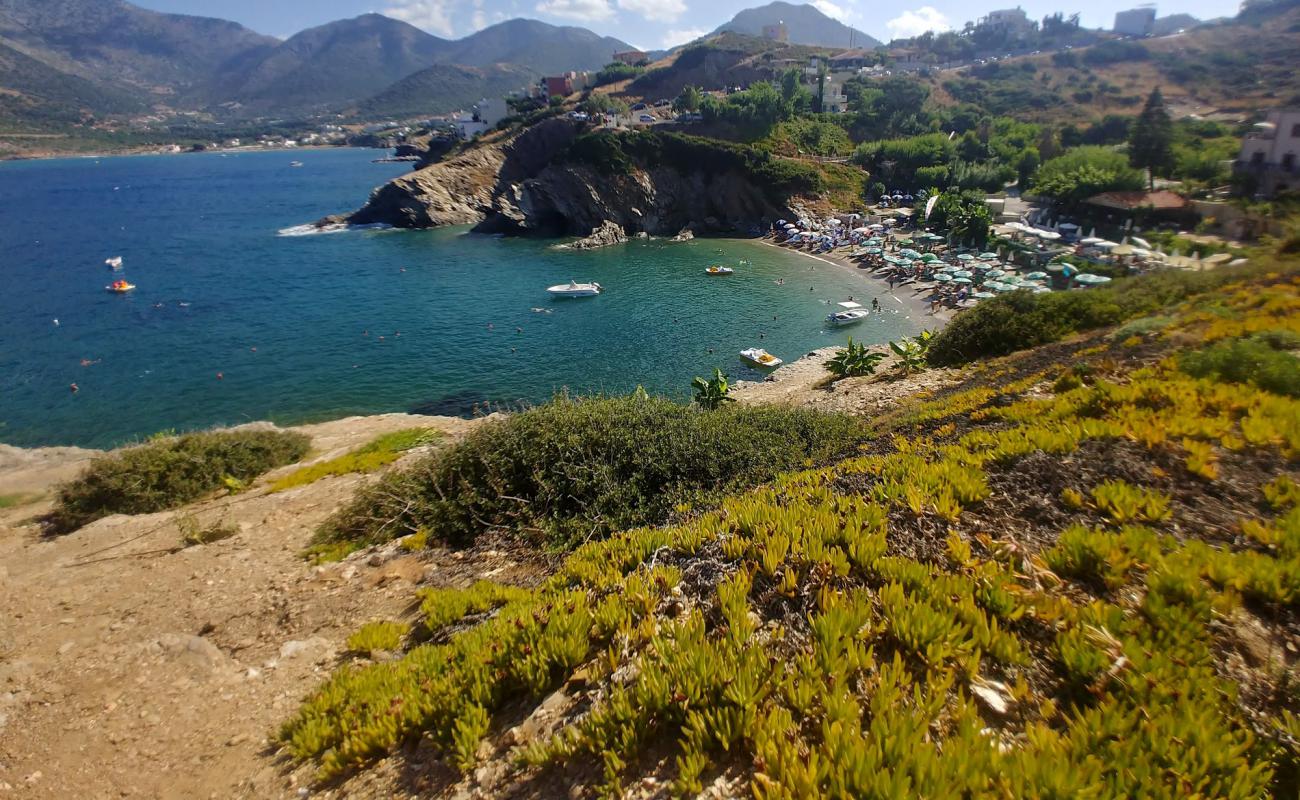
[{"x1": 134, "y1": 0, "x2": 1241, "y2": 50}]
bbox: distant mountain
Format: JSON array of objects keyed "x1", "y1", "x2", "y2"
[
  {"x1": 431, "y1": 19, "x2": 632, "y2": 74},
  {"x1": 356, "y1": 63, "x2": 537, "y2": 119},
  {"x1": 715, "y1": 2, "x2": 881, "y2": 49},
  {"x1": 0, "y1": 0, "x2": 277, "y2": 95},
  {"x1": 196, "y1": 14, "x2": 449, "y2": 113},
  {"x1": 0, "y1": 38, "x2": 144, "y2": 127}
]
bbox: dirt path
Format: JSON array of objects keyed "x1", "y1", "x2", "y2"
[{"x1": 0, "y1": 414, "x2": 543, "y2": 799}]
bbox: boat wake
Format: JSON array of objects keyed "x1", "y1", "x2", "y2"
[{"x1": 276, "y1": 222, "x2": 393, "y2": 237}]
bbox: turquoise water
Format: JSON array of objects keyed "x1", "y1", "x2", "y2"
[{"x1": 0, "y1": 148, "x2": 923, "y2": 448}]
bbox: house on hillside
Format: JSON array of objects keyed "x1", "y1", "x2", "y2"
[
  {"x1": 473, "y1": 98, "x2": 508, "y2": 128},
  {"x1": 1084, "y1": 190, "x2": 1195, "y2": 226},
  {"x1": 544, "y1": 72, "x2": 590, "y2": 99},
  {"x1": 1234, "y1": 109, "x2": 1300, "y2": 198},
  {"x1": 1113, "y1": 7, "x2": 1156, "y2": 36},
  {"x1": 612, "y1": 50, "x2": 647, "y2": 65},
  {"x1": 886, "y1": 48, "x2": 928, "y2": 73},
  {"x1": 829, "y1": 49, "x2": 873, "y2": 72},
  {"x1": 978, "y1": 7, "x2": 1036, "y2": 38},
  {"x1": 822, "y1": 80, "x2": 849, "y2": 113}
]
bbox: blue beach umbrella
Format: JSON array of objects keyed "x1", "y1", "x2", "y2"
[
  {"x1": 952, "y1": 270, "x2": 973, "y2": 278},
  {"x1": 1074, "y1": 274, "x2": 1112, "y2": 285},
  {"x1": 1024, "y1": 271, "x2": 1049, "y2": 280},
  {"x1": 972, "y1": 291, "x2": 996, "y2": 299},
  {"x1": 951, "y1": 276, "x2": 974, "y2": 285},
  {"x1": 933, "y1": 273, "x2": 953, "y2": 282},
  {"x1": 956, "y1": 253, "x2": 975, "y2": 262}
]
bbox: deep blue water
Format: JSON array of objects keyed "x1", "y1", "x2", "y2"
[{"x1": 0, "y1": 148, "x2": 924, "y2": 448}]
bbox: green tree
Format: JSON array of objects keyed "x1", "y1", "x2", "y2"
[
  {"x1": 582, "y1": 93, "x2": 628, "y2": 116},
  {"x1": 1031, "y1": 145, "x2": 1145, "y2": 205},
  {"x1": 925, "y1": 190, "x2": 992, "y2": 247},
  {"x1": 674, "y1": 85, "x2": 703, "y2": 113},
  {"x1": 1128, "y1": 87, "x2": 1174, "y2": 190}
]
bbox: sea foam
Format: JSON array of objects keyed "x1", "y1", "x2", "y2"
[{"x1": 276, "y1": 222, "x2": 393, "y2": 237}]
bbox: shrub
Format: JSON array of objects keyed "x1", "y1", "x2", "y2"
[
  {"x1": 1179, "y1": 335, "x2": 1300, "y2": 398},
  {"x1": 269, "y1": 428, "x2": 440, "y2": 492},
  {"x1": 928, "y1": 260, "x2": 1300, "y2": 366},
  {"x1": 310, "y1": 395, "x2": 863, "y2": 555},
  {"x1": 346, "y1": 621, "x2": 410, "y2": 655},
  {"x1": 826, "y1": 339, "x2": 886, "y2": 379},
  {"x1": 47, "y1": 429, "x2": 310, "y2": 534},
  {"x1": 691, "y1": 369, "x2": 735, "y2": 410},
  {"x1": 1030, "y1": 145, "x2": 1144, "y2": 205}
]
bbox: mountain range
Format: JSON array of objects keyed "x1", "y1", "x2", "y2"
[
  {"x1": 0, "y1": 0, "x2": 633, "y2": 124},
  {"x1": 714, "y1": 2, "x2": 882, "y2": 49}
]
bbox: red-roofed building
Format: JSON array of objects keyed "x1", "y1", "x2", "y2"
[{"x1": 1085, "y1": 190, "x2": 1194, "y2": 224}]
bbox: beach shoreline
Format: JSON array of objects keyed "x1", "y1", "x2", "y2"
[{"x1": 752, "y1": 237, "x2": 956, "y2": 329}]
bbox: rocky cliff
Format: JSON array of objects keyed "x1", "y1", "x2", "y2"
[{"x1": 341, "y1": 119, "x2": 796, "y2": 242}]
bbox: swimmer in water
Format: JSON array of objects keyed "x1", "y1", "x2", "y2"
[
  {"x1": 70, "y1": 383, "x2": 79, "y2": 393},
  {"x1": 487, "y1": 323, "x2": 494, "y2": 330},
  {"x1": 515, "y1": 327, "x2": 523, "y2": 334},
  {"x1": 216, "y1": 372, "x2": 223, "y2": 380},
  {"x1": 153, "y1": 302, "x2": 164, "y2": 309},
  {"x1": 52, "y1": 319, "x2": 60, "y2": 326}
]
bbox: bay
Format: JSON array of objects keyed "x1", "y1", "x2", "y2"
[{"x1": 0, "y1": 148, "x2": 923, "y2": 448}]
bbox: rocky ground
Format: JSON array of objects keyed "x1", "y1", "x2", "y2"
[{"x1": 0, "y1": 413, "x2": 548, "y2": 799}]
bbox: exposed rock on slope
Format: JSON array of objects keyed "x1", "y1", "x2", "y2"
[{"x1": 344, "y1": 119, "x2": 795, "y2": 238}]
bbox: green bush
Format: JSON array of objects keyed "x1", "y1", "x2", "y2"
[
  {"x1": 1179, "y1": 335, "x2": 1300, "y2": 397},
  {"x1": 310, "y1": 395, "x2": 863, "y2": 555},
  {"x1": 47, "y1": 429, "x2": 310, "y2": 534},
  {"x1": 928, "y1": 260, "x2": 1300, "y2": 366}
]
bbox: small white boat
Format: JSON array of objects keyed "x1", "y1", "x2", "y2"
[
  {"x1": 290, "y1": 161, "x2": 304, "y2": 168},
  {"x1": 547, "y1": 280, "x2": 602, "y2": 298},
  {"x1": 105, "y1": 256, "x2": 123, "y2": 269},
  {"x1": 740, "y1": 348, "x2": 783, "y2": 368},
  {"x1": 826, "y1": 300, "x2": 869, "y2": 327},
  {"x1": 705, "y1": 265, "x2": 734, "y2": 275}
]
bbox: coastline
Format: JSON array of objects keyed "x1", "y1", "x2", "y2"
[
  {"x1": 752, "y1": 237, "x2": 956, "y2": 329},
  {"x1": 0, "y1": 143, "x2": 364, "y2": 164}
]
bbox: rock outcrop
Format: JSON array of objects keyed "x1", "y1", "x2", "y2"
[
  {"x1": 339, "y1": 119, "x2": 794, "y2": 238},
  {"x1": 553, "y1": 220, "x2": 628, "y2": 250}
]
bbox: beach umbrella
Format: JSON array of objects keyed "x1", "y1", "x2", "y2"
[
  {"x1": 984, "y1": 268, "x2": 1006, "y2": 278},
  {"x1": 920, "y1": 253, "x2": 940, "y2": 262},
  {"x1": 933, "y1": 273, "x2": 953, "y2": 282},
  {"x1": 992, "y1": 282, "x2": 1019, "y2": 292},
  {"x1": 952, "y1": 270, "x2": 973, "y2": 278},
  {"x1": 852, "y1": 226, "x2": 871, "y2": 234},
  {"x1": 1109, "y1": 244, "x2": 1137, "y2": 256},
  {"x1": 883, "y1": 219, "x2": 898, "y2": 226},
  {"x1": 900, "y1": 248, "x2": 921, "y2": 259},
  {"x1": 956, "y1": 253, "x2": 975, "y2": 261},
  {"x1": 1033, "y1": 286, "x2": 1052, "y2": 293},
  {"x1": 1080, "y1": 236, "x2": 1104, "y2": 245},
  {"x1": 1095, "y1": 240, "x2": 1119, "y2": 250},
  {"x1": 1204, "y1": 253, "x2": 1233, "y2": 265},
  {"x1": 863, "y1": 247, "x2": 882, "y2": 255},
  {"x1": 1229, "y1": 258, "x2": 1250, "y2": 267},
  {"x1": 1036, "y1": 230, "x2": 1062, "y2": 240},
  {"x1": 978, "y1": 252, "x2": 998, "y2": 260},
  {"x1": 1130, "y1": 236, "x2": 1152, "y2": 249},
  {"x1": 972, "y1": 291, "x2": 996, "y2": 299},
  {"x1": 1024, "y1": 271, "x2": 1048, "y2": 280},
  {"x1": 1074, "y1": 274, "x2": 1112, "y2": 285},
  {"x1": 951, "y1": 277, "x2": 973, "y2": 285}
]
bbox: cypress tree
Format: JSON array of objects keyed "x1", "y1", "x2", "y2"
[{"x1": 1128, "y1": 87, "x2": 1174, "y2": 190}]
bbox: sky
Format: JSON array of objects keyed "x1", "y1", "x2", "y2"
[{"x1": 133, "y1": 0, "x2": 1242, "y2": 51}]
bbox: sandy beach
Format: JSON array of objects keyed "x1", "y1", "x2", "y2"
[{"x1": 754, "y1": 238, "x2": 957, "y2": 328}]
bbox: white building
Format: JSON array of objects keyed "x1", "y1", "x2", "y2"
[
  {"x1": 979, "y1": 7, "x2": 1036, "y2": 37},
  {"x1": 1235, "y1": 108, "x2": 1300, "y2": 197},
  {"x1": 473, "y1": 98, "x2": 508, "y2": 128},
  {"x1": 822, "y1": 81, "x2": 849, "y2": 114},
  {"x1": 1114, "y1": 7, "x2": 1157, "y2": 36}
]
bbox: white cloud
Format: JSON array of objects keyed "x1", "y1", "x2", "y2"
[
  {"x1": 661, "y1": 27, "x2": 707, "y2": 47},
  {"x1": 534, "y1": 0, "x2": 615, "y2": 21},
  {"x1": 885, "y1": 6, "x2": 951, "y2": 39},
  {"x1": 618, "y1": 0, "x2": 686, "y2": 22},
  {"x1": 385, "y1": 0, "x2": 457, "y2": 37},
  {"x1": 811, "y1": 0, "x2": 849, "y2": 21}
]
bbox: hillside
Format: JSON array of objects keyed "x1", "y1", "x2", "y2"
[
  {"x1": 627, "y1": 32, "x2": 829, "y2": 102},
  {"x1": 715, "y1": 1, "x2": 881, "y2": 48},
  {"x1": 355, "y1": 63, "x2": 537, "y2": 119},
  {"x1": 0, "y1": 39, "x2": 144, "y2": 128},
  {"x1": 193, "y1": 14, "x2": 448, "y2": 114},
  {"x1": 431, "y1": 19, "x2": 632, "y2": 75},
  {"x1": 0, "y1": 0, "x2": 276, "y2": 97}
]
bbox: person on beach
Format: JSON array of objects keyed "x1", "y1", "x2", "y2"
[{"x1": 872, "y1": 298, "x2": 881, "y2": 311}]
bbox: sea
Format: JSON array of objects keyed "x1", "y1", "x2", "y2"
[{"x1": 0, "y1": 147, "x2": 924, "y2": 449}]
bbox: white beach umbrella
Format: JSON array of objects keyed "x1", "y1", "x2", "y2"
[{"x1": 1130, "y1": 236, "x2": 1152, "y2": 249}]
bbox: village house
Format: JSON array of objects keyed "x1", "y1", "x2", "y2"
[{"x1": 1235, "y1": 108, "x2": 1300, "y2": 197}]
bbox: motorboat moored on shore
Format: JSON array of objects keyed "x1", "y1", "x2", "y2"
[
  {"x1": 740, "y1": 348, "x2": 782, "y2": 368},
  {"x1": 705, "y1": 265, "x2": 734, "y2": 275},
  {"x1": 547, "y1": 280, "x2": 602, "y2": 297},
  {"x1": 826, "y1": 300, "x2": 869, "y2": 327}
]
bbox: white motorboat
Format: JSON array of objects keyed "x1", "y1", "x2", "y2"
[
  {"x1": 826, "y1": 300, "x2": 869, "y2": 327},
  {"x1": 547, "y1": 280, "x2": 602, "y2": 297},
  {"x1": 740, "y1": 348, "x2": 783, "y2": 368},
  {"x1": 105, "y1": 256, "x2": 123, "y2": 269}
]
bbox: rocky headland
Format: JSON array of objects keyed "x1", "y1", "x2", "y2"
[{"x1": 325, "y1": 119, "x2": 799, "y2": 246}]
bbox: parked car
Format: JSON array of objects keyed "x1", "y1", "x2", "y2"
[
  {"x1": 631, "y1": 102, "x2": 647, "y2": 111},
  {"x1": 638, "y1": 113, "x2": 655, "y2": 123},
  {"x1": 569, "y1": 111, "x2": 589, "y2": 121},
  {"x1": 654, "y1": 99, "x2": 671, "y2": 107}
]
